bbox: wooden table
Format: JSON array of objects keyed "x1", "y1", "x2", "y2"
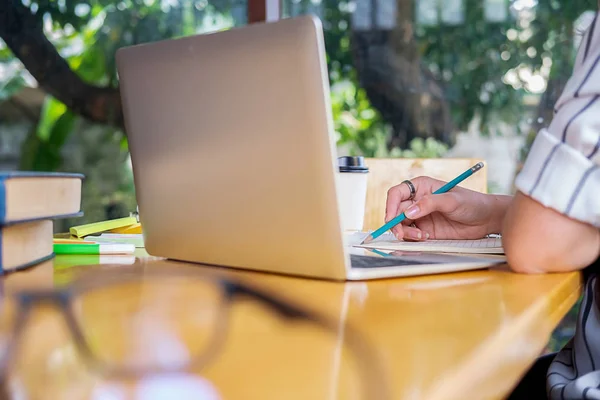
[{"x1": 1, "y1": 249, "x2": 582, "y2": 400}]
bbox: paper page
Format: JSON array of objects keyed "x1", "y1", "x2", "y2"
[
  {"x1": 351, "y1": 232, "x2": 504, "y2": 254},
  {"x1": 344, "y1": 231, "x2": 396, "y2": 246},
  {"x1": 87, "y1": 233, "x2": 145, "y2": 248}
]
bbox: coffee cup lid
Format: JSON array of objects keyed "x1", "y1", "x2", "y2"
[{"x1": 338, "y1": 156, "x2": 369, "y2": 173}]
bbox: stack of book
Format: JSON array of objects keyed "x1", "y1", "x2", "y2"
[{"x1": 0, "y1": 171, "x2": 84, "y2": 273}]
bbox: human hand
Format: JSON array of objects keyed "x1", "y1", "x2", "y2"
[{"x1": 385, "y1": 176, "x2": 511, "y2": 241}]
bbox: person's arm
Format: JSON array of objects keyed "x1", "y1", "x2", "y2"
[
  {"x1": 503, "y1": 15, "x2": 600, "y2": 274},
  {"x1": 503, "y1": 193, "x2": 599, "y2": 274}
]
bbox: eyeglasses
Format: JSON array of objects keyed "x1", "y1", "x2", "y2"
[{"x1": 0, "y1": 265, "x2": 390, "y2": 399}]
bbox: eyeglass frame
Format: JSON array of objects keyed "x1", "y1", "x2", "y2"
[{"x1": 0, "y1": 266, "x2": 390, "y2": 399}]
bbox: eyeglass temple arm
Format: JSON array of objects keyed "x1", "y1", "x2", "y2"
[{"x1": 223, "y1": 281, "x2": 392, "y2": 400}]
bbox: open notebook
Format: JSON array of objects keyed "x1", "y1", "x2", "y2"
[{"x1": 347, "y1": 232, "x2": 504, "y2": 255}]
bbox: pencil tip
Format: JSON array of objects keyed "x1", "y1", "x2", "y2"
[{"x1": 360, "y1": 235, "x2": 373, "y2": 245}]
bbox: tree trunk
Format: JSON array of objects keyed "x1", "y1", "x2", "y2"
[
  {"x1": 0, "y1": 0, "x2": 124, "y2": 128},
  {"x1": 350, "y1": 0, "x2": 454, "y2": 149}
]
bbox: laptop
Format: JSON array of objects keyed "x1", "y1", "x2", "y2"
[{"x1": 115, "y1": 15, "x2": 502, "y2": 280}]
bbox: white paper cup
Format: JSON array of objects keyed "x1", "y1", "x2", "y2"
[{"x1": 337, "y1": 156, "x2": 369, "y2": 232}]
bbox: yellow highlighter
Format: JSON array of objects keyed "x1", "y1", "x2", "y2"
[
  {"x1": 69, "y1": 216, "x2": 138, "y2": 238},
  {"x1": 109, "y1": 222, "x2": 142, "y2": 234},
  {"x1": 53, "y1": 238, "x2": 96, "y2": 244}
]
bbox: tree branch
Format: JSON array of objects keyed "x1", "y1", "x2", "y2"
[{"x1": 0, "y1": 0, "x2": 124, "y2": 128}]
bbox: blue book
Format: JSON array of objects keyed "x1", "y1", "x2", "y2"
[
  {"x1": 0, "y1": 171, "x2": 84, "y2": 273},
  {"x1": 0, "y1": 171, "x2": 84, "y2": 225}
]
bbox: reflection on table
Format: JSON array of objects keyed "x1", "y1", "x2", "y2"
[{"x1": 0, "y1": 249, "x2": 582, "y2": 400}]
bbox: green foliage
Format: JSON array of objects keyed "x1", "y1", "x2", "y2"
[
  {"x1": 318, "y1": 0, "x2": 355, "y2": 82},
  {"x1": 331, "y1": 78, "x2": 448, "y2": 158},
  {"x1": 297, "y1": 0, "x2": 448, "y2": 157},
  {"x1": 3, "y1": 0, "x2": 599, "y2": 173},
  {"x1": 0, "y1": 43, "x2": 14, "y2": 62},
  {"x1": 1, "y1": 0, "x2": 246, "y2": 221},
  {"x1": 10, "y1": 0, "x2": 244, "y2": 173},
  {"x1": 18, "y1": 87, "x2": 77, "y2": 171},
  {"x1": 330, "y1": 80, "x2": 389, "y2": 155},
  {"x1": 2, "y1": 0, "x2": 595, "y2": 237},
  {"x1": 515, "y1": 0, "x2": 597, "y2": 165},
  {"x1": 19, "y1": 99, "x2": 76, "y2": 171},
  {"x1": 0, "y1": 74, "x2": 26, "y2": 101},
  {"x1": 37, "y1": 97, "x2": 70, "y2": 141},
  {"x1": 0, "y1": 42, "x2": 28, "y2": 100},
  {"x1": 397, "y1": 137, "x2": 449, "y2": 158},
  {"x1": 417, "y1": 0, "x2": 523, "y2": 132}
]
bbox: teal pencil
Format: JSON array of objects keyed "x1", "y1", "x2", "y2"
[{"x1": 360, "y1": 162, "x2": 485, "y2": 245}]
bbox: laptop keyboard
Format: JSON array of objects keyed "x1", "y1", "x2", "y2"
[{"x1": 350, "y1": 254, "x2": 438, "y2": 269}]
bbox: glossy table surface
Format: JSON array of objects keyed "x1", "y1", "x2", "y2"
[{"x1": 0, "y1": 249, "x2": 582, "y2": 400}]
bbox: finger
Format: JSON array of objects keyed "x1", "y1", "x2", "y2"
[
  {"x1": 393, "y1": 200, "x2": 417, "y2": 226},
  {"x1": 400, "y1": 200, "x2": 417, "y2": 225},
  {"x1": 388, "y1": 199, "x2": 417, "y2": 238},
  {"x1": 390, "y1": 225, "x2": 428, "y2": 242},
  {"x1": 385, "y1": 185, "x2": 408, "y2": 223},
  {"x1": 404, "y1": 193, "x2": 460, "y2": 220},
  {"x1": 385, "y1": 177, "x2": 436, "y2": 223},
  {"x1": 402, "y1": 226, "x2": 429, "y2": 242},
  {"x1": 387, "y1": 200, "x2": 416, "y2": 230},
  {"x1": 391, "y1": 216, "x2": 415, "y2": 238},
  {"x1": 391, "y1": 224, "x2": 403, "y2": 238}
]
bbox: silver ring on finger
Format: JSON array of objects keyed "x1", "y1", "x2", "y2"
[{"x1": 402, "y1": 180, "x2": 416, "y2": 201}]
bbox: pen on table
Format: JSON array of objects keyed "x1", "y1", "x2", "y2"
[
  {"x1": 53, "y1": 243, "x2": 136, "y2": 255},
  {"x1": 360, "y1": 162, "x2": 485, "y2": 245}
]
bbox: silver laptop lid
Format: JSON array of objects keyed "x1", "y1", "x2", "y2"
[{"x1": 116, "y1": 15, "x2": 349, "y2": 280}]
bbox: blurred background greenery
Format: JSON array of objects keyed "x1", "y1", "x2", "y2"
[
  {"x1": 1, "y1": 0, "x2": 597, "y2": 351},
  {"x1": 2, "y1": 0, "x2": 597, "y2": 225}
]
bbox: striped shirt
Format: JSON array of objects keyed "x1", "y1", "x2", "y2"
[{"x1": 514, "y1": 11, "x2": 600, "y2": 400}]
